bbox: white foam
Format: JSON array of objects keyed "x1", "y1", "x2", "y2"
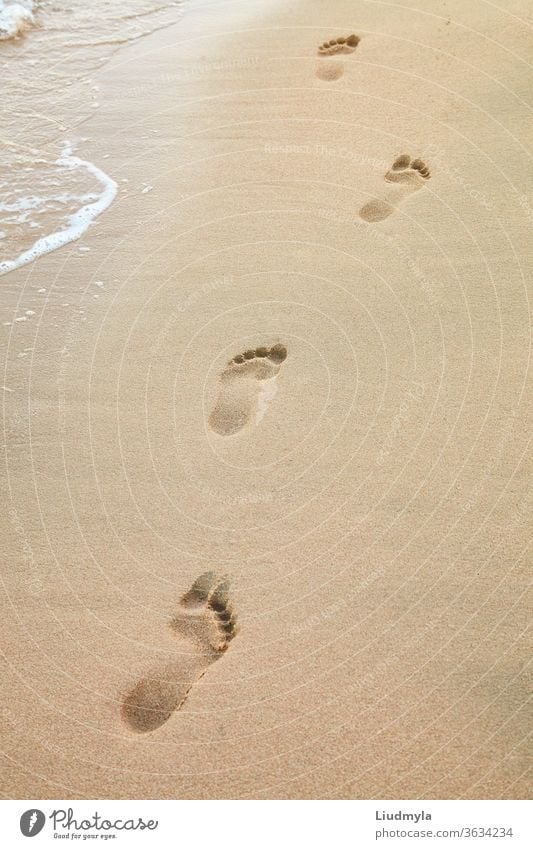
[
  {"x1": 0, "y1": 143, "x2": 117, "y2": 276},
  {"x1": 0, "y1": 0, "x2": 34, "y2": 41}
]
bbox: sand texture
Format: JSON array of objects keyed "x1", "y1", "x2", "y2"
[{"x1": 1, "y1": 0, "x2": 531, "y2": 799}]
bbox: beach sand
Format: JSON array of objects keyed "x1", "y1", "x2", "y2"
[{"x1": 1, "y1": 0, "x2": 531, "y2": 799}]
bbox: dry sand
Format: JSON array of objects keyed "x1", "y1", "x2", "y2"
[{"x1": 1, "y1": 0, "x2": 531, "y2": 799}]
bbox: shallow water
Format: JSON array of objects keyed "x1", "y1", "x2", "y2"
[{"x1": 0, "y1": 0, "x2": 184, "y2": 275}]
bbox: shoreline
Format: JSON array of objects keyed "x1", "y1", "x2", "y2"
[
  {"x1": 1, "y1": 0, "x2": 531, "y2": 800},
  {"x1": 0, "y1": 0, "x2": 187, "y2": 278}
]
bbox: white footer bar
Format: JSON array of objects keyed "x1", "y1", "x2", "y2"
[{"x1": 2, "y1": 799, "x2": 531, "y2": 848}]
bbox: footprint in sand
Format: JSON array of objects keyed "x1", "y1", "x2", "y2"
[
  {"x1": 121, "y1": 572, "x2": 238, "y2": 733},
  {"x1": 316, "y1": 34, "x2": 360, "y2": 81},
  {"x1": 208, "y1": 343, "x2": 287, "y2": 437},
  {"x1": 359, "y1": 154, "x2": 431, "y2": 223}
]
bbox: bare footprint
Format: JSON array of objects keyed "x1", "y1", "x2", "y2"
[
  {"x1": 316, "y1": 34, "x2": 360, "y2": 82},
  {"x1": 359, "y1": 154, "x2": 431, "y2": 223},
  {"x1": 121, "y1": 573, "x2": 238, "y2": 733},
  {"x1": 208, "y1": 343, "x2": 287, "y2": 437}
]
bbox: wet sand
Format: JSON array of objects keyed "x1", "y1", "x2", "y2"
[{"x1": 1, "y1": 0, "x2": 531, "y2": 799}]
